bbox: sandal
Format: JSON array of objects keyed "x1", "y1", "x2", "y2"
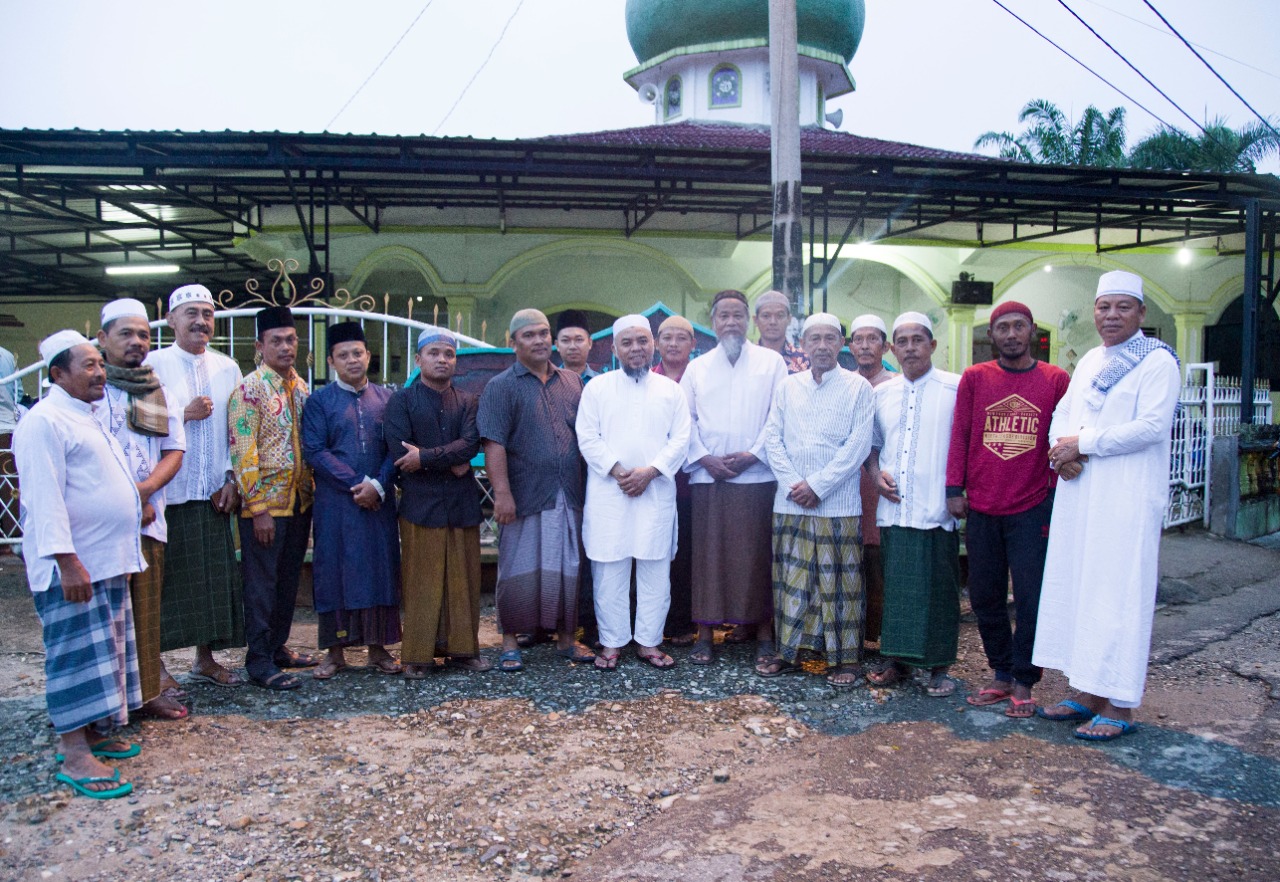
[
  {"x1": 688, "y1": 639, "x2": 714, "y2": 666},
  {"x1": 755, "y1": 657, "x2": 803, "y2": 678},
  {"x1": 445, "y1": 655, "x2": 493, "y2": 672},
  {"x1": 555, "y1": 644, "x2": 597, "y2": 664},
  {"x1": 312, "y1": 661, "x2": 349, "y2": 680},
  {"x1": 594, "y1": 650, "x2": 621, "y2": 672},
  {"x1": 1005, "y1": 697, "x2": 1037, "y2": 719},
  {"x1": 636, "y1": 649, "x2": 676, "y2": 669},
  {"x1": 187, "y1": 666, "x2": 245, "y2": 688},
  {"x1": 497, "y1": 649, "x2": 524, "y2": 673},
  {"x1": 825, "y1": 665, "x2": 864, "y2": 688},
  {"x1": 402, "y1": 663, "x2": 434, "y2": 680},
  {"x1": 754, "y1": 640, "x2": 777, "y2": 665},
  {"x1": 370, "y1": 656, "x2": 403, "y2": 675},
  {"x1": 966, "y1": 685, "x2": 1014, "y2": 707},
  {"x1": 925, "y1": 672, "x2": 957, "y2": 698},
  {"x1": 56, "y1": 769, "x2": 132, "y2": 800},
  {"x1": 251, "y1": 671, "x2": 302, "y2": 691},
  {"x1": 866, "y1": 662, "x2": 906, "y2": 687}
]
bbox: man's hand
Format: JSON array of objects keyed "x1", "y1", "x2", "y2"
[
  {"x1": 351, "y1": 482, "x2": 382, "y2": 511},
  {"x1": 55, "y1": 554, "x2": 93, "y2": 603},
  {"x1": 252, "y1": 511, "x2": 276, "y2": 546},
  {"x1": 183, "y1": 396, "x2": 214, "y2": 422},
  {"x1": 617, "y1": 466, "x2": 658, "y2": 498},
  {"x1": 450, "y1": 463, "x2": 472, "y2": 478},
  {"x1": 876, "y1": 470, "x2": 901, "y2": 503},
  {"x1": 395, "y1": 441, "x2": 422, "y2": 473},
  {"x1": 1058, "y1": 460, "x2": 1085, "y2": 481},
  {"x1": 698, "y1": 454, "x2": 737, "y2": 481},
  {"x1": 946, "y1": 496, "x2": 968, "y2": 519},
  {"x1": 787, "y1": 480, "x2": 820, "y2": 509},
  {"x1": 1049, "y1": 436, "x2": 1082, "y2": 470},
  {"x1": 722, "y1": 451, "x2": 758, "y2": 475},
  {"x1": 140, "y1": 501, "x2": 157, "y2": 527},
  {"x1": 493, "y1": 489, "x2": 517, "y2": 526},
  {"x1": 211, "y1": 481, "x2": 240, "y2": 514}
]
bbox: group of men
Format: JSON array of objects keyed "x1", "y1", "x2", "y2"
[{"x1": 15, "y1": 267, "x2": 1179, "y2": 798}]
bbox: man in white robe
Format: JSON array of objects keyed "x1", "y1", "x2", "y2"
[
  {"x1": 577, "y1": 316, "x2": 691, "y2": 671},
  {"x1": 1033, "y1": 270, "x2": 1180, "y2": 741}
]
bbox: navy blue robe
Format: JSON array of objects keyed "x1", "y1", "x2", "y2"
[{"x1": 301, "y1": 382, "x2": 400, "y2": 615}]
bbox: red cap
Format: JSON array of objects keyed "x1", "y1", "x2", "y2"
[{"x1": 989, "y1": 300, "x2": 1034, "y2": 326}]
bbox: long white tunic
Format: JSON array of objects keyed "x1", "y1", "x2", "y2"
[
  {"x1": 872, "y1": 367, "x2": 961, "y2": 531},
  {"x1": 680, "y1": 340, "x2": 787, "y2": 485},
  {"x1": 14, "y1": 384, "x2": 145, "y2": 591},
  {"x1": 1032, "y1": 335, "x2": 1180, "y2": 706},
  {"x1": 145, "y1": 345, "x2": 242, "y2": 504},
  {"x1": 765, "y1": 366, "x2": 875, "y2": 518},
  {"x1": 94, "y1": 383, "x2": 186, "y2": 543},
  {"x1": 577, "y1": 370, "x2": 691, "y2": 562}
]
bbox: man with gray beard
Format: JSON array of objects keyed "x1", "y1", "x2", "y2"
[
  {"x1": 576, "y1": 316, "x2": 690, "y2": 670},
  {"x1": 679, "y1": 290, "x2": 787, "y2": 669}
]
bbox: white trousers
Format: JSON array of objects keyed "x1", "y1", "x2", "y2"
[{"x1": 591, "y1": 557, "x2": 671, "y2": 649}]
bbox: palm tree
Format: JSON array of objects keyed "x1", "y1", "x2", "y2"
[
  {"x1": 1127, "y1": 118, "x2": 1280, "y2": 173},
  {"x1": 975, "y1": 99, "x2": 1128, "y2": 167}
]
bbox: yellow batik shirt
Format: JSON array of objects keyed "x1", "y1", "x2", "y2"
[{"x1": 228, "y1": 365, "x2": 314, "y2": 518}]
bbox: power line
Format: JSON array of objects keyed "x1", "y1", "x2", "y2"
[
  {"x1": 1141, "y1": 0, "x2": 1280, "y2": 141},
  {"x1": 1078, "y1": 0, "x2": 1280, "y2": 83},
  {"x1": 431, "y1": 0, "x2": 527, "y2": 136},
  {"x1": 987, "y1": 0, "x2": 1178, "y2": 132},
  {"x1": 326, "y1": 1, "x2": 436, "y2": 131},
  {"x1": 1057, "y1": 0, "x2": 1214, "y2": 140}
]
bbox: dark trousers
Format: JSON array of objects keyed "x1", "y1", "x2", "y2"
[
  {"x1": 664, "y1": 494, "x2": 694, "y2": 637},
  {"x1": 965, "y1": 494, "x2": 1053, "y2": 688},
  {"x1": 239, "y1": 510, "x2": 312, "y2": 681}
]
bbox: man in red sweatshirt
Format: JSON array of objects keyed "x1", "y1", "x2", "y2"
[{"x1": 946, "y1": 301, "x2": 1069, "y2": 718}]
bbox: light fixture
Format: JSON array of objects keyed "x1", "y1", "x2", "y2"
[
  {"x1": 105, "y1": 264, "x2": 180, "y2": 276},
  {"x1": 1043, "y1": 264, "x2": 1053, "y2": 273},
  {"x1": 1177, "y1": 247, "x2": 1192, "y2": 265},
  {"x1": 416, "y1": 296, "x2": 424, "y2": 302}
]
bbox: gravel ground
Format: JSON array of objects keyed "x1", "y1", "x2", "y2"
[{"x1": 2, "y1": 553, "x2": 1279, "y2": 881}]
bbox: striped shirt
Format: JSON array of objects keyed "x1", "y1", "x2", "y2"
[{"x1": 765, "y1": 366, "x2": 875, "y2": 517}]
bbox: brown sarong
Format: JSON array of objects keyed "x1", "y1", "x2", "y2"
[
  {"x1": 133, "y1": 536, "x2": 165, "y2": 702},
  {"x1": 400, "y1": 522, "x2": 482, "y2": 664},
  {"x1": 494, "y1": 491, "x2": 581, "y2": 636},
  {"x1": 691, "y1": 481, "x2": 776, "y2": 626}
]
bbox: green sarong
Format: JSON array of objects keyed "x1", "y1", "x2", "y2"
[
  {"x1": 159, "y1": 500, "x2": 246, "y2": 651},
  {"x1": 879, "y1": 526, "x2": 960, "y2": 668}
]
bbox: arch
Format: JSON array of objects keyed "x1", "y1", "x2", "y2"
[
  {"x1": 664, "y1": 76, "x2": 683, "y2": 120},
  {"x1": 993, "y1": 253, "x2": 1179, "y2": 315},
  {"x1": 485, "y1": 238, "x2": 703, "y2": 295},
  {"x1": 742, "y1": 248, "x2": 949, "y2": 312},
  {"x1": 345, "y1": 245, "x2": 446, "y2": 296},
  {"x1": 708, "y1": 63, "x2": 742, "y2": 108}
]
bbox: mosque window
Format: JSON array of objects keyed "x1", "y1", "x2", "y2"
[
  {"x1": 664, "y1": 76, "x2": 682, "y2": 120},
  {"x1": 709, "y1": 65, "x2": 740, "y2": 109}
]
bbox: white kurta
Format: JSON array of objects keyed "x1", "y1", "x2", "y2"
[
  {"x1": 1032, "y1": 335, "x2": 1180, "y2": 706},
  {"x1": 577, "y1": 369, "x2": 691, "y2": 562},
  {"x1": 872, "y1": 367, "x2": 961, "y2": 531},
  {"x1": 680, "y1": 340, "x2": 787, "y2": 485},
  {"x1": 94, "y1": 383, "x2": 186, "y2": 543},
  {"x1": 765, "y1": 366, "x2": 875, "y2": 518},
  {"x1": 145, "y1": 345, "x2": 242, "y2": 504}
]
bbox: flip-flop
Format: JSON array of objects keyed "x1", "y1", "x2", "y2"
[
  {"x1": 594, "y1": 651, "x2": 621, "y2": 672},
  {"x1": 825, "y1": 665, "x2": 865, "y2": 688},
  {"x1": 1035, "y1": 699, "x2": 1094, "y2": 722},
  {"x1": 754, "y1": 640, "x2": 778, "y2": 665},
  {"x1": 56, "y1": 769, "x2": 132, "y2": 800},
  {"x1": 926, "y1": 673, "x2": 957, "y2": 698},
  {"x1": 1005, "y1": 697, "x2": 1037, "y2": 719},
  {"x1": 187, "y1": 668, "x2": 245, "y2": 688},
  {"x1": 1075, "y1": 715, "x2": 1138, "y2": 741},
  {"x1": 636, "y1": 650, "x2": 676, "y2": 669},
  {"x1": 755, "y1": 657, "x2": 803, "y2": 678},
  {"x1": 56, "y1": 739, "x2": 141, "y2": 763},
  {"x1": 688, "y1": 639, "x2": 715, "y2": 666},
  {"x1": 497, "y1": 649, "x2": 524, "y2": 673},
  {"x1": 311, "y1": 661, "x2": 349, "y2": 680},
  {"x1": 251, "y1": 671, "x2": 302, "y2": 691},
  {"x1": 966, "y1": 686, "x2": 1014, "y2": 707},
  {"x1": 555, "y1": 645, "x2": 597, "y2": 664},
  {"x1": 370, "y1": 657, "x2": 404, "y2": 675},
  {"x1": 866, "y1": 662, "x2": 906, "y2": 687}
]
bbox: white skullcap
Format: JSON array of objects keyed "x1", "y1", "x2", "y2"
[
  {"x1": 754, "y1": 290, "x2": 790, "y2": 312},
  {"x1": 612, "y1": 314, "x2": 651, "y2": 336},
  {"x1": 1095, "y1": 270, "x2": 1144, "y2": 302},
  {"x1": 40, "y1": 330, "x2": 93, "y2": 366},
  {"x1": 850, "y1": 313, "x2": 887, "y2": 335},
  {"x1": 101, "y1": 298, "x2": 148, "y2": 327},
  {"x1": 800, "y1": 312, "x2": 843, "y2": 335},
  {"x1": 892, "y1": 311, "x2": 933, "y2": 335},
  {"x1": 169, "y1": 284, "x2": 215, "y2": 311}
]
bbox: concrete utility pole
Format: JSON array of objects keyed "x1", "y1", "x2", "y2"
[{"x1": 769, "y1": 0, "x2": 804, "y2": 317}]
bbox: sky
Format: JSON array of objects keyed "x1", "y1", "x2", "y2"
[{"x1": 1, "y1": 0, "x2": 1277, "y2": 173}]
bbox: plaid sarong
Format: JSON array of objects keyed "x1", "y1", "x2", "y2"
[
  {"x1": 772, "y1": 514, "x2": 864, "y2": 667},
  {"x1": 494, "y1": 491, "x2": 581, "y2": 635},
  {"x1": 32, "y1": 573, "x2": 141, "y2": 734},
  {"x1": 879, "y1": 526, "x2": 961, "y2": 669},
  {"x1": 159, "y1": 500, "x2": 246, "y2": 651}
]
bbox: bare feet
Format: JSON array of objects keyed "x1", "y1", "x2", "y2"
[{"x1": 139, "y1": 692, "x2": 189, "y2": 720}]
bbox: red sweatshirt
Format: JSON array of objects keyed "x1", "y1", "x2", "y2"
[{"x1": 946, "y1": 360, "x2": 1071, "y2": 516}]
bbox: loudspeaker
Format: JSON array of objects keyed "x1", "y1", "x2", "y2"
[{"x1": 951, "y1": 279, "x2": 993, "y2": 305}]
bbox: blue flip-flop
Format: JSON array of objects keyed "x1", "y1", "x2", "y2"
[
  {"x1": 1075, "y1": 715, "x2": 1138, "y2": 741},
  {"x1": 1035, "y1": 699, "x2": 1094, "y2": 722},
  {"x1": 497, "y1": 648, "x2": 524, "y2": 673},
  {"x1": 56, "y1": 768, "x2": 133, "y2": 800}
]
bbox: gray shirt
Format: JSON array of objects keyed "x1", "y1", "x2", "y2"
[{"x1": 477, "y1": 361, "x2": 585, "y2": 517}]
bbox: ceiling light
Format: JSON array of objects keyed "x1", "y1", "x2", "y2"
[
  {"x1": 1043, "y1": 265, "x2": 1053, "y2": 273},
  {"x1": 1177, "y1": 247, "x2": 1192, "y2": 265},
  {"x1": 105, "y1": 264, "x2": 181, "y2": 276}
]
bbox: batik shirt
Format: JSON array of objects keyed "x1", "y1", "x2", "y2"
[{"x1": 228, "y1": 365, "x2": 313, "y2": 518}]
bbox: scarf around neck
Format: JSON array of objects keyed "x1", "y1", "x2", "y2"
[
  {"x1": 106, "y1": 363, "x2": 169, "y2": 437},
  {"x1": 1085, "y1": 332, "x2": 1179, "y2": 411}
]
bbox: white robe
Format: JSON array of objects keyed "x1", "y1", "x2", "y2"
[
  {"x1": 577, "y1": 369, "x2": 691, "y2": 563},
  {"x1": 872, "y1": 367, "x2": 961, "y2": 531},
  {"x1": 1032, "y1": 336, "x2": 1181, "y2": 706}
]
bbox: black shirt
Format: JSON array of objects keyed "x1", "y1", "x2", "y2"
[{"x1": 383, "y1": 381, "x2": 482, "y2": 529}]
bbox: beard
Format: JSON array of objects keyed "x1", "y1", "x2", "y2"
[
  {"x1": 623, "y1": 362, "x2": 651, "y2": 380},
  {"x1": 718, "y1": 332, "x2": 745, "y2": 362}
]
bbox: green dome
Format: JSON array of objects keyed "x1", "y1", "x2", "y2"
[{"x1": 625, "y1": 0, "x2": 864, "y2": 65}]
